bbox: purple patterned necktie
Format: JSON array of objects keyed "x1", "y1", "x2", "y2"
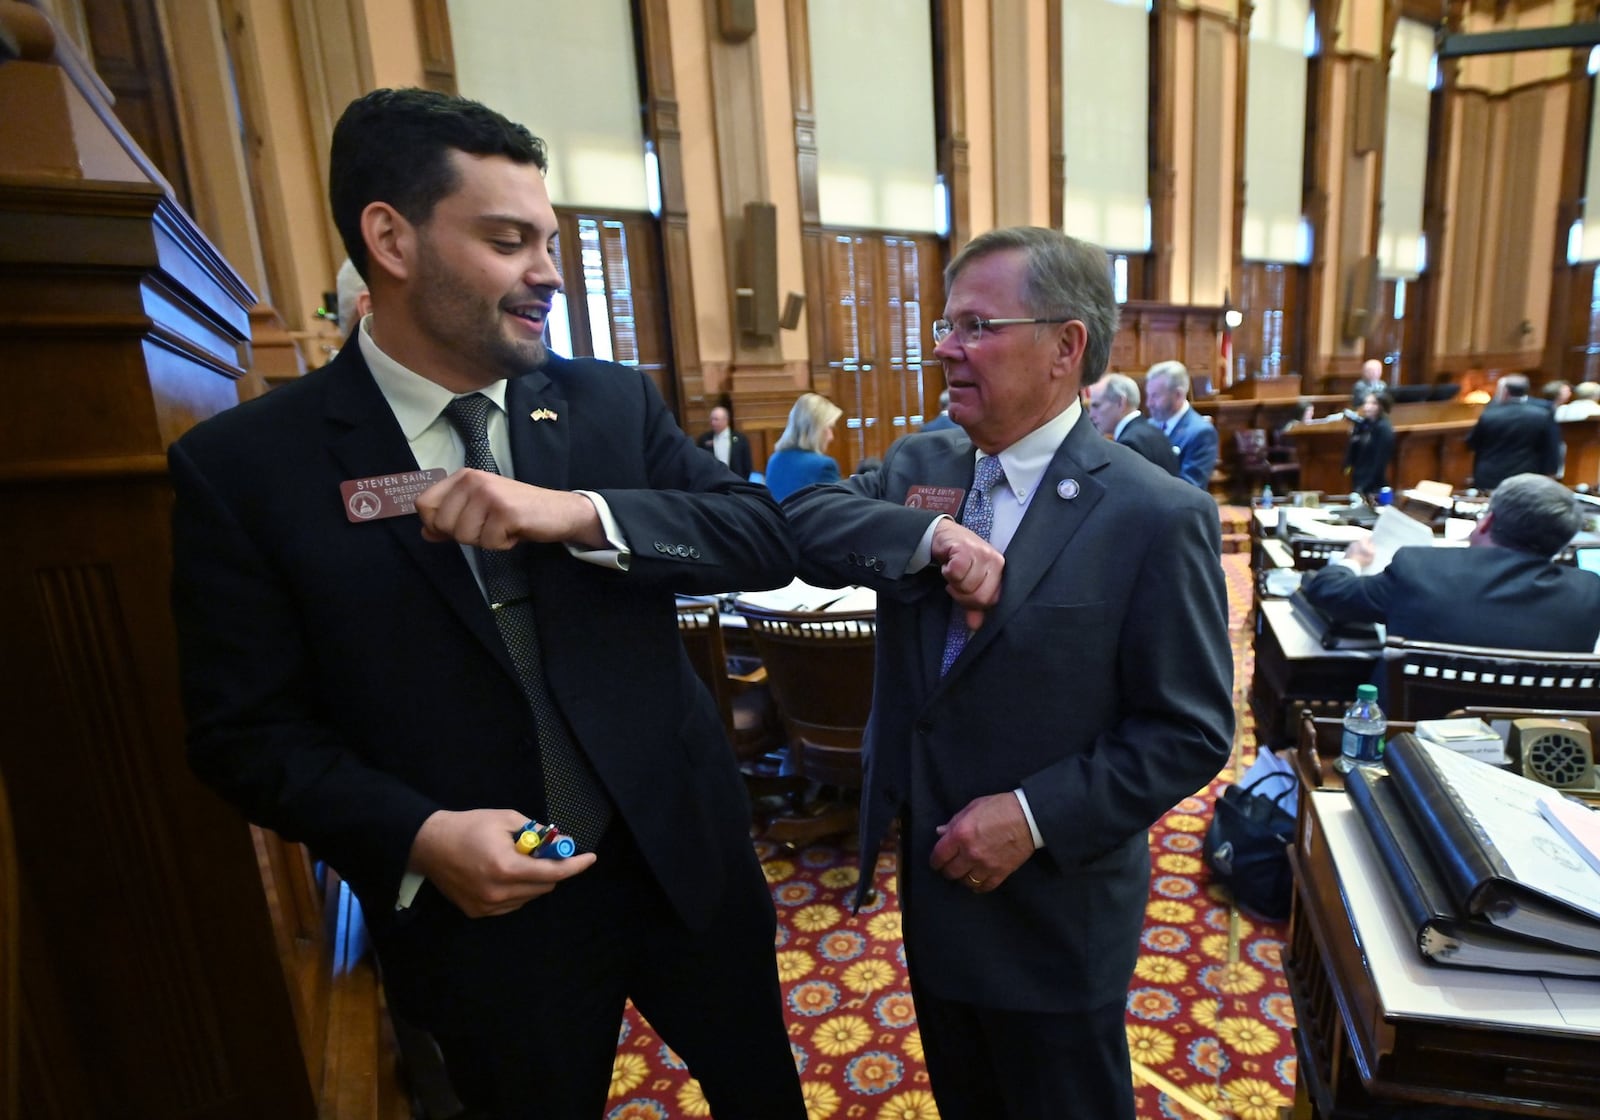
[
  {"x1": 939, "y1": 454, "x2": 1006, "y2": 676},
  {"x1": 442, "y1": 394, "x2": 612, "y2": 849}
]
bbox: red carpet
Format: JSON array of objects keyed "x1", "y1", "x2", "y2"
[{"x1": 610, "y1": 551, "x2": 1293, "y2": 1118}]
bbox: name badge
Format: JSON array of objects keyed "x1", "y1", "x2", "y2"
[
  {"x1": 339, "y1": 469, "x2": 448, "y2": 523},
  {"x1": 903, "y1": 485, "x2": 965, "y2": 515}
]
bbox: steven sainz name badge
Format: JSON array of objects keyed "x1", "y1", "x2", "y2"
[{"x1": 339, "y1": 469, "x2": 448, "y2": 523}]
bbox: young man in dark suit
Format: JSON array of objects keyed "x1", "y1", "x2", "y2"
[
  {"x1": 1086, "y1": 371, "x2": 1180, "y2": 475},
  {"x1": 783, "y1": 227, "x2": 1234, "y2": 1119},
  {"x1": 1302, "y1": 473, "x2": 1600, "y2": 651},
  {"x1": 169, "y1": 88, "x2": 804, "y2": 1119},
  {"x1": 694, "y1": 403, "x2": 753, "y2": 478},
  {"x1": 1467, "y1": 373, "x2": 1564, "y2": 490}
]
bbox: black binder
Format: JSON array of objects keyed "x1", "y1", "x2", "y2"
[{"x1": 1346, "y1": 766, "x2": 1600, "y2": 976}]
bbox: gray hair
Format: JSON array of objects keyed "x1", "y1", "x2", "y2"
[
  {"x1": 774, "y1": 392, "x2": 843, "y2": 454},
  {"x1": 1098, "y1": 372, "x2": 1142, "y2": 410},
  {"x1": 336, "y1": 258, "x2": 368, "y2": 330},
  {"x1": 1486, "y1": 474, "x2": 1582, "y2": 557},
  {"x1": 944, "y1": 227, "x2": 1119, "y2": 385},
  {"x1": 1576, "y1": 382, "x2": 1600, "y2": 402},
  {"x1": 1145, "y1": 359, "x2": 1191, "y2": 395}
]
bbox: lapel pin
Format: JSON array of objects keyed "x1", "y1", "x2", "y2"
[
  {"x1": 1056, "y1": 479, "x2": 1080, "y2": 500},
  {"x1": 529, "y1": 408, "x2": 559, "y2": 422}
]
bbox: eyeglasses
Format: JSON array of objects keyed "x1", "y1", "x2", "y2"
[{"x1": 931, "y1": 314, "x2": 1071, "y2": 347}]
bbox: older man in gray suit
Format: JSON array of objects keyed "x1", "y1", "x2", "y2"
[
  {"x1": 1087, "y1": 372, "x2": 1180, "y2": 475},
  {"x1": 783, "y1": 227, "x2": 1233, "y2": 1120}
]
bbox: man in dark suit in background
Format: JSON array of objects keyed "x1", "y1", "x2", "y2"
[
  {"x1": 923, "y1": 388, "x2": 959, "y2": 431},
  {"x1": 1143, "y1": 359, "x2": 1218, "y2": 489},
  {"x1": 169, "y1": 88, "x2": 804, "y2": 1120},
  {"x1": 695, "y1": 403, "x2": 753, "y2": 478},
  {"x1": 1302, "y1": 473, "x2": 1600, "y2": 651},
  {"x1": 784, "y1": 227, "x2": 1234, "y2": 1119},
  {"x1": 1087, "y1": 371, "x2": 1180, "y2": 475},
  {"x1": 1467, "y1": 373, "x2": 1563, "y2": 490}
]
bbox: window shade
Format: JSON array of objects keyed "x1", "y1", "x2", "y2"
[
  {"x1": 1242, "y1": 0, "x2": 1310, "y2": 263},
  {"x1": 447, "y1": 0, "x2": 649, "y2": 210},
  {"x1": 1379, "y1": 19, "x2": 1433, "y2": 278},
  {"x1": 809, "y1": 0, "x2": 939, "y2": 232},
  {"x1": 1061, "y1": 0, "x2": 1151, "y2": 251}
]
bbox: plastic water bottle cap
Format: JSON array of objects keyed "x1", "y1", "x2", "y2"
[{"x1": 1356, "y1": 684, "x2": 1378, "y2": 701}]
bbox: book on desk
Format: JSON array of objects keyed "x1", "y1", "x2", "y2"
[
  {"x1": 1378, "y1": 733, "x2": 1600, "y2": 956},
  {"x1": 1346, "y1": 765, "x2": 1600, "y2": 976}
]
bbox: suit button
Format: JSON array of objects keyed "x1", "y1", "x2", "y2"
[
  {"x1": 914, "y1": 719, "x2": 932, "y2": 734},
  {"x1": 654, "y1": 542, "x2": 666, "y2": 553},
  {"x1": 675, "y1": 544, "x2": 689, "y2": 557},
  {"x1": 847, "y1": 552, "x2": 858, "y2": 564},
  {"x1": 689, "y1": 547, "x2": 701, "y2": 559},
  {"x1": 874, "y1": 560, "x2": 885, "y2": 572}
]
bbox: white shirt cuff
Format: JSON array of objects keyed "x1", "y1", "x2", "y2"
[
  {"x1": 909, "y1": 516, "x2": 950, "y2": 573},
  {"x1": 1335, "y1": 556, "x2": 1365, "y2": 573},
  {"x1": 566, "y1": 491, "x2": 631, "y2": 571},
  {"x1": 1013, "y1": 788, "x2": 1044, "y2": 849}
]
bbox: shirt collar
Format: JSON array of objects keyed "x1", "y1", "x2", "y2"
[
  {"x1": 1112, "y1": 409, "x2": 1143, "y2": 440},
  {"x1": 358, "y1": 315, "x2": 510, "y2": 438},
  {"x1": 1163, "y1": 402, "x2": 1190, "y2": 435},
  {"x1": 982, "y1": 400, "x2": 1083, "y2": 505}
]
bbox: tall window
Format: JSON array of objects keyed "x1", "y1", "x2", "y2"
[
  {"x1": 1060, "y1": 0, "x2": 1151, "y2": 251},
  {"x1": 1379, "y1": 19, "x2": 1433, "y2": 280},
  {"x1": 1241, "y1": 0, "x2": 1311, "y2": 263}
]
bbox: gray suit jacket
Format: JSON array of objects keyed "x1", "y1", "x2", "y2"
[{"x1": 784, "y1": 419, "x2": 1233, "y2": 1012}]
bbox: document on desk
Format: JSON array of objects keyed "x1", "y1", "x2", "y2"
[
  {"x1": 1316, "y1": 791, "x2": 1600, "y2": 1033},
  {"x1": 1362, "y1": 505, "x2": 1436, "y2": 573},
  {"x1": 736, "y1": 577, "x2": 857, "y2": 612}
]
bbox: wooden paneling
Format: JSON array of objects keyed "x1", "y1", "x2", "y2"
[
  {"x1": 1235, "y1": 261, "x2": 1307, "y2": 382},
  {"x1": 412, "y1": 0, "x2": 456, "y2": 94},
  {"x1": 1109, "y1": 301, "x2": 1224, "y2": 384},
  {"x1": 551, "y1": 207, "x2": 676, "y2": 414},
  {"x1": 82, "y1": 0, "x2": 193, "y2": 210},
  {"x1": 816, "y1": 228, "x2": 943, "y2": 471},
  {"x1": 1562, "y1": 262, "x2": 1600, "y2": 383}
]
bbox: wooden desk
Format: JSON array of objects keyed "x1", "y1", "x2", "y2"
[
  {"x1": 1286, "y1": 408, "x2": 1600, "y2": 494},
  {"x1": 1287, "y1": 787, "x2": 1600, "y2": 1118},
  {"x1": 1250, "y1": 600, "x2": 1377, "y2": 748}
]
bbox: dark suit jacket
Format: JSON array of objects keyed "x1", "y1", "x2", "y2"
[
  {"x1": 1302, "y1": 546, "x2": 1600, "y2": 651},
  {"x1": 921, "y1": 412, "x2": 959, "y2": 432},
  {"x1": 1154, "y1": 407, "x2": 1218, "y2": 489},
  {"x1": 784, "y1": 419, "x2": 1233, "y2": 1012},
  {"x1": 695, "y1": 427, "x2": 753, "y2": 478},
  {"x1": 1466, "y1": 400, "x2": 1563, "y2": 490},
  {"x1": 1116, "y1": 414, "x2": 1180, "y2": 475},
  {"x1": 1343, "y1": 416, "x2": 1394, "y2": 494},
  {"x1": 170, "y1": 345, "x2": 795, "y2": 1026}
]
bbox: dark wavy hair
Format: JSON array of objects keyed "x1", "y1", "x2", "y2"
[{"x1": 329, "y1": 88, "x2": 547, "y2": 279}]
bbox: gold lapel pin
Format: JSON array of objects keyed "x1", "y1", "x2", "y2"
[{"x1": 529, "y1": 408, "x2": 559, "y2": 422}]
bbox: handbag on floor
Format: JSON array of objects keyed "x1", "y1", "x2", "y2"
[{"x1": 1203, "y1": 771, "x2": 1297, "y2": 921}]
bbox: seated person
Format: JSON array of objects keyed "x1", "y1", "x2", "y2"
[
  {"x1": 1557, "y1": 381, "x2": 1600, "y2": 422},
  {"x1": 1087, "y1": 372, "x2": 1180, "y2": 475},
  {"x1": 765, "y1": 392, "x2": 842, "y2": 501},
  {"x1": 1301, "y1": 474, "x2": 1600, "y2": 652}
]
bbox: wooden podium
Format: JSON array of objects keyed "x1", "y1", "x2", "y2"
[{"x1": 0, "y1": 9, "x2": 371, "y2": 1116}]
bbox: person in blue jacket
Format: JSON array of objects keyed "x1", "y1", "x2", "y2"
[
  {"x1": 1143, "y1": 360, "x2": 1218, "y2": 489},
  {"x1": 765, "y1": 392, "x2": 842, "y2": 500}
]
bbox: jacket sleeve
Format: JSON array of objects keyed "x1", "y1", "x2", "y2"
[
  {"x1": 1300, "y1": 558, "x2": 1395, "y2": 623},
  {"x1": 1178, "y1": 419, "x2": 1218, "y2": 488}
]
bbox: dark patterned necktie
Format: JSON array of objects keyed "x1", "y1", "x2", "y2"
[
  {"x1": 442, "y1": 394, "x2": 611, "y2": 849},
  {"x1": 939, "y1": 454, "x2": 1006, "y2": 676}
]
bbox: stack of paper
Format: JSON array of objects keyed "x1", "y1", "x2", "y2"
[{"x1": 1416, "y1": 717, "x2": 1507, "y2": 765}]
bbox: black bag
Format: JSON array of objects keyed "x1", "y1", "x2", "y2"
[{"x1": 1203, "y1": 771, "x2": 1297, "y2": 921}]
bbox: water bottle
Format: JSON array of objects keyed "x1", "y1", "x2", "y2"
[{"x1": 1335, "y1": 684, "x2": 1386, "y2": 773}]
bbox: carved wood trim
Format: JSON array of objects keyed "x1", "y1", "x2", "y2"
[
  {"x1": 635, "y1": 0, "x2": 699, "y2": 416},
  {"x1": 411, "y1": 0, "x2": 455, "y2": 95},
  {"x1": 786, "y1": 0, "x2": 826, "y2": 383},
  {"x1": 1047, "y1": 0, "x2": 1063, "y2": 231},
  {"x1": 1150, "y1": 0, "x2": 1177, "y2": 300},
  {"x1": 1231, "y1": 0, "x2": 1253, "y2": 312},
  {"x1": 1301, "y1": 0, "x2": 1338, "y2": 382},
  {"x1": 1545, "y1": 3, "x2": 1597, "y2": 375},
  {"x1": 935, "y1": 0, "x2": 969, "y2": 253}
]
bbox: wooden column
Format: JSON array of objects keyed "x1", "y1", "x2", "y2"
[{"x1": 0, "y1": 7, "x2": 312, "y2": 1115}]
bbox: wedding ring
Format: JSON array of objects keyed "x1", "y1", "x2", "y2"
[{"x1": 965, "y1": 872, "x2": 984, "y2": 887}]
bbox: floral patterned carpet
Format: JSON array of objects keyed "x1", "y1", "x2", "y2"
[{"x1": 607, "y1": 550, "x2": 1294, "y2": 1119}]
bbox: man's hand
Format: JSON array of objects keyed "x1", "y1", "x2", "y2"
[
  {"x1": 1343, "y1": 538, "x2": 1376, "y2": 569},
  {"x1": 930, "y1": 519, "x2": 1005, "y2": 631},
  {"x1": 929, "y1": 793, "x2": 1035, "y2": 893},
  {"x1": 417, "y1": 468, "x2": 606, "y2": 550},
  {"x1": 407, "y1": 808, "x2": 597, "y2": 918}
]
